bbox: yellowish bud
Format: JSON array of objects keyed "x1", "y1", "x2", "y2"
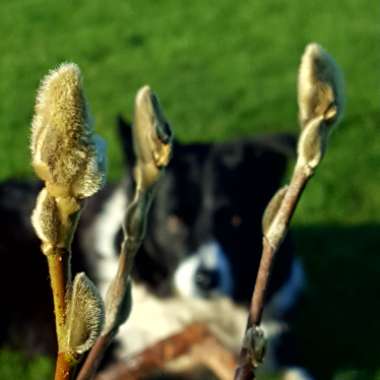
[
  {"x1": 297, "y1": 43, "x2": 345, "y2": 169},
  {"x1": 64, "y1": 273, "x2": 105, "y2": 360},
  {"x1": 262, "y1": 185, "x2": 288, "y2": 240},
  {"x1": 103, "y1": 279, "x2": 132, "y2": 335},
  {"x1": 31, "y1": 188, "x2": 61, "y2": 250},
  {"x1": 133, "y1": 85, "x2": 172, "y2": 190},
  {"x1": 31, "y1": 63, "x2": 106, "y2": 200},
  {"x1": 298, "y1": 43, "x2": 344, "y2": 129}
]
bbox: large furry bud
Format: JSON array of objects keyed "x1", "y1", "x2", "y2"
[{"x1": 31, "y1": 63, "x2": 106, "y2": 200}]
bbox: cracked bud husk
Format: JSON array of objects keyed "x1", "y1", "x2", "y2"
[
  {"x1": 243, "y1": 326, "x2": 267, "y2": 369},
  {"x1": 31, "y1": 63, "x2": 106, "y2": 200},
  {"x1": 297, "y1": 43, "x2": 344, "y2": 169},
  {"x1": 103, "y1": 279, "x2": 132, "y2": 335},
  {"x1": 133, "y1": 85, "x2": 172, "y2": 190},
  {"x1": 262, "y1": 186, "x2": 288, "y2": 243},
  {"x1": 64, "y1": 273, "x2": 105, "y2": 361}
]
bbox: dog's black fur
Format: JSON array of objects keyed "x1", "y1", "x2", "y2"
[{"x1": 0, "y1": 117, "x2": 311, "y2": 377}]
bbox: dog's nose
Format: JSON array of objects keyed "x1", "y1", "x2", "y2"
[{"x1": 194, "y1": 266, "x2": 220, "y2": 295}]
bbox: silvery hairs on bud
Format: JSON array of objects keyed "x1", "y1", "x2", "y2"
[
  {"x1": 64, "y1": 273, "x2": 105, "y2": 358},
  {"x1": 31, "y1": 63, "x2": 106, "y2": 200},
  {"x1": 298, "y1": 43, "x2": 344, "y2": 129},
  {"x1": 31, "y1": 188, "x2": 61, "y2": 249}
]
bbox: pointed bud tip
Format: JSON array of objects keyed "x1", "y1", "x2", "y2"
[
  {"x1": 135, "y1": 84, "x2": 152, "y2": 106},
  {"x1": 298, "y1": 42, "x2": 344, "y2": 129}
]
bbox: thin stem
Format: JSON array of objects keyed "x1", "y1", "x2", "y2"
[
  {"x1": 94, "y1": 323, "x2": 211, "y2": 380},
  {"x1": 55, "y1": 352, "x2": 73, "y2": 380},
  {"x1": 249, "y1": 238, "x2": 275, "y2": 327},
  {"x1": 47, "y1": 253, "x2": 67, "y2": 344},
  {"x1": 76, "y1": 333, "x2": 114, "y2": 380},
  {"x1": 47, "y1": 247, "x2": 75, "y2": 380},
  {"x1": 234, "y1": 164, "x2": 312, "y2": 380}
]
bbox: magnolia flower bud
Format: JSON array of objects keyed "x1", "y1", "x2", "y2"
[
  {"x1": 243, "y1": 326, "x2": 266, "y2": 369},
  {"x1": 31, "y1": 188, "x2": 61, "y2": 251},
  {"x1": 64, "y1": 273, "x2": 105, "y2": 360},
  {"x1": 103, "y1": 279, "x2": 132, "y2": 335},
  {"x1": 262, "y1": 186, "x2": 288, "y2": 243},
  {"x1": 298, "y1": 43, "x2": 344, "y2": 129},
  {"x1": 297, "y1": 43, "x2": 344, "y2": 169},
  {"x1": 31, "y1": 63, "x2": 106, "y2": 200},
  {"x1": 133, "y1": 85, "x2": 172, "y2": 190}
]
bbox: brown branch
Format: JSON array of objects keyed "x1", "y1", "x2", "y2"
[
  {"x1": 95, "y1": 323, "x2": 210, "y2": 380},
  {"x1": 94, "y1": 323, "x2": 237, "y2": 380},
  {"x1": 47, "y1": 251, "x2": 70, "y2": 344},
  {"x1": 55, "y1": 352, "x2": 73, "y2": 380},
  {"x1": 47, "y1": 248, "x2": 76, "y2": 380},
  {"x1": 76, "y1": 333, "x2": 114, "y2": 380},
  {"x1": 234, "y1": 166, "x2": 312, "y2": 380},
  {"x1": 190, "y1": 336, "x2": 237, "y2": 380}
]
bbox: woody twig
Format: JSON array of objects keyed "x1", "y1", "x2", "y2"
[{"x1": 234, "y1": 43, "x2": 345, "y2": 379}]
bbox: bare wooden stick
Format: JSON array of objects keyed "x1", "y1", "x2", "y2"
[
  {"x1": 191, "y1": 336, "x2": 237, "y2": 380},
  {"x1": 47, "y1": 250, "x2": 71, "y2": 348},
  {"x1": 96, "y1": 323, "x2": 209, "y2": 380},
  {"x1": 95, "y1": 323, "x2": 236, "y2": 380}
]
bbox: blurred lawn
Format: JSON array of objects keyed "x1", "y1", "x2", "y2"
[{"x1": 0, "y1": 0, "x2": 379, "y2": 379}]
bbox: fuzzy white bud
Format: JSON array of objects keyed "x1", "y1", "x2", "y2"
[
  {"x1": 64, "y1": 273, "x2": 105, "y2": 359},
  {"x1": 31, "y1": 63, "x2": 106, "y2": 200}
]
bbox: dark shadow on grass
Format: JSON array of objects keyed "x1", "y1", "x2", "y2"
[{"x1": 292, "y1": 224, "x2": 380, "y2": 379}]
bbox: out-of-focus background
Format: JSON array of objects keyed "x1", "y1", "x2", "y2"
[{"x1": 0, "y1": 1, "x2": 379, "y2": 379}]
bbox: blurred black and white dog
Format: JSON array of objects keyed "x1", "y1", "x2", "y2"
[{"x1": 0, "y1": 117, "x2": 312, "y2": 379}]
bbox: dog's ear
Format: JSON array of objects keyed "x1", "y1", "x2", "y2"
[
  {"x1": 254, "y1": 133, "x2": 298, "y2": 158},
  {"x1": 116, "y1": 114, "x2": 136, "y2": 169}
]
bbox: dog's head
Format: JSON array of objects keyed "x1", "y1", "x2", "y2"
[{"x1": 118, "y1": 117, "x2": 296, "y2": 304}]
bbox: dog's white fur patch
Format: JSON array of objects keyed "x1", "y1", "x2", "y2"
[
  {"x1": 283, "y1": 367, "x2": 314, "y2": 380},
  {"x1": 174, "y1": 240, "x2": 233, "y2": 297},
  {"x1": 87, "y1": 187, "x2": 309, "y2": 377},
  {"x1": 116, "y1": 283, "x2": 247, "y2": 358},
  {"x1": 91, "y1": 186, "x2": 127, "y2": 297}
]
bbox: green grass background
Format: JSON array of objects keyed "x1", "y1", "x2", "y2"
[{"x1": 0, "y1": 0, "x2": 379, "y2": 379}]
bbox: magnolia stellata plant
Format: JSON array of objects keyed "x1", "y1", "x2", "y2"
[
  {"x1": 77, "y1": 85, "x2": 173, "y2": 380},
  {"x1": 31, "y1": 63, "x2": 106, "y2": 379},
  {"x1": 30, "y1": 63, "x2": 173, "y2": 380},
  {"x1": 235, "y1": 43, "x2": 345, "y2": 380}
]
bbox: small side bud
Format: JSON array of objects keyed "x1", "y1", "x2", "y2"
[
  {"x1": 103, "y1": 279, "x2": 132, "y2": 335},
  {"x1": 298, "y1": 43, "x2": 344, "y2": 129},
  {"x1": 262, "y1": 186, "x2": 288, "y2": 238},
  {"x1": 297, "y1": 116, "x2": 328, "y2": 169},
  {"x1": 133, "y1": 85, "x2": 172, "y2": 190},
  {"x1": 31, "y1": 188, "x2": 61, "y2": 252},
  {"x1": 31, "y1": 63, "x2": 106, "y2": 200},
  {"x1": 64, "y1": 273, "x2": 105, "y2": 360},
  {"x1": 243, "y1": 326, "x2": 267, "y2": 369}
]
